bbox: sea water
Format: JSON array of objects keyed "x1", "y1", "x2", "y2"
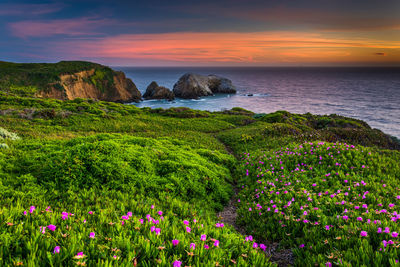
[{"x1": 115, "y1": 67, "x2": 400, "y2": 138}]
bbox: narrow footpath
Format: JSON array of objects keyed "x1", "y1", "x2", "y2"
[{"x1": 216, "y1": 135, "x2": 294, "y2": 266}]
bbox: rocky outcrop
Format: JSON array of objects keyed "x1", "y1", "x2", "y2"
[
  {"x1": 208, "y1": 75, "x2": 237, "y2": 94},
  {"x1": 143, "y1": 81, "x2": 175, "y2": 100},
  {"x1": 173, "y1": 73, "x2": 236, "y2": 99},
  {"x1": 38, "y1": 69, "x2": 141, "y2": 103}
]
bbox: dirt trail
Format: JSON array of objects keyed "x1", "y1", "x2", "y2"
[{"x1": 216, "y1": 135, "x2": 294, "y2": 266}]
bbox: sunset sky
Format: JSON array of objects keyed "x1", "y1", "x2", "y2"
[{"x1": 1, "y1": 0, "x2": 400, "y2": 66}]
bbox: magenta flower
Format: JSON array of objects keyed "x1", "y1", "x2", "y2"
[
  {"x1": 183, "y1": 220, "x2": 189, "y2": 226},
  {"x1": 173, "y1": 260, "x2": 182, "y2": 267},
  {"x1": 245, "y1": 235, "x2": 253, "y2": 242},
  {"x1": 121, "y1": 215, "x2": 129, "y2": 220},
  {"x1": 150, "y1": 226, "x2": 156, "y2": 232},
  {"x1": 213, "y1": 240, "x2": 220, "y2": 247},
  {"x1": 190, "y1": 243, "x2": 195, "y2": 250},
  {"x1": 29, "y1": 206, "x2": 35, "y2": 213},
  {"x1": 392, "y1": 232, "x2": 398, "y2": 238},
  {"x1": 88, "y1": 211, "x2": 94, "y2": 215},
  {"x1": 299, "y1": 244, "x2": 305, "y2": 248},
  {"x1": 377, "y1": 228, "x2": 382, "y2": 233},
  {"x1": 253, "y1": 242, "x2": 258, "y2": 248},
  {"x1": 47, "y1": 225, "x2": 56, "y2": 231},
  {"x1": 259, "y1": 244, "x2": 266, "y2": 251},
  {"x1": 89, "y1": 232, "x2": 95, "y2": 238},
  {"x1": 326, "y1": 262, "x2": 332, "y2": 267},
  {"x1": 325, "y1": 225, "x2": 330, "y2": 230},
  {"x1": 157, "y1": 211, "x2": 163, "y2": 216},
  {"x1": 23, "y1": 211, "x2": 27, "y2": 215},
  {"x1": 155, "y1": 228, "x2": 161, "y2": 235},
  {"x1": 204, "y1": 244, "x2": 209, "y2": 249},
  {"x1": 357, "y1": 217, "x2": 363, "y2": 221},
  {"x1": 139, "y1": 219, "x2": 144, "y2": 224},
  {"x1": 61, "y1": 212, "x2": 68, "y2": 220},
  {"x1": 39, "y1": 226, "x2": 46, "y2": 234},
  {"x1": 172, "y1": 239, "x2": 179, "y2": 246},
  {"x1": 186, "y1": 226, "x2": 191, "y2": 233},
  {"x1": 360, "y1": 231, "x2": 368, "y2": 237},
  {"x1": 53, "y1": 246, "x2": 60, "y2": 254},
  {"x1": 127, "y1": 211, "x2": 132, "y2": 217},
  {"x1": 201, "y1": 234, "x2": 207, "y2": 241}
]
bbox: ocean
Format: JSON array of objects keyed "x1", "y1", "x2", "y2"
[{"x1": 115, "y1": 67, "x2": 400, "y2": 138}]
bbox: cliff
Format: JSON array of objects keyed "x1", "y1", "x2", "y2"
[{"x1": 0, "y1": 61, "x2": 141, "y2": 103}]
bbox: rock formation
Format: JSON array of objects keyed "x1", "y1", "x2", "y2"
[
  {"x1": 173, "y1": 73, "x2": 236, "y2": 99},
  {"x1": 143, "y1": 81, "x2": 175, "y2": 100},
  {"x1": 34, "y1": 66, "x2": 142, "y2": 103}
]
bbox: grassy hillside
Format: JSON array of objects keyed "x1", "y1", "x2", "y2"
[
  {"x1": 0, "y1": 61, "x2": 115, "y2": 97},
  {"x1": 0, "y1": 91, "x2": 399, "y2": 266}
]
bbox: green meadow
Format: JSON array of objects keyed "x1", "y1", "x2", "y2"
[{"x1": 1, "y1": 90, "x2": 399, "y2": 266}]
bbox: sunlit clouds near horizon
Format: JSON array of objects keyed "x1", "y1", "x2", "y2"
[{"x1": 1, "y1": 0, "x2": 399, "y2": 66}]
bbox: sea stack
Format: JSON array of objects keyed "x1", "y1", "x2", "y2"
[
  {"x1": 173, "y1": 73, "x2": 236, "y2": 99},
  {"x1": 143, "y1": 81, "x2": 175, "y2": 100}
]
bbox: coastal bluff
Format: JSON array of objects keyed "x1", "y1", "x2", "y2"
[{"x1": 0, "y1": 61, "x2": 141, "y2": 103}]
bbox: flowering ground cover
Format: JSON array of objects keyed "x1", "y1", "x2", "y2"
[
  {"x1": 0, "y1": 192, "x2": 273, "y2": 266},
  {"x1": 1, "y1": 93, "x2": 400, "y2": 266},
  {"x1": 237, "y1": 142, "x2": 400, "y2": 266}
]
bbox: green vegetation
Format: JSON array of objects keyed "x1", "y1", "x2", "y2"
[
  {"x1": 236, "y1": 142, "x2": 400, "y2": 266},
  {"x1": 0, "y1": 82, "x2": 399, "y2": 266},
  {"x1": 0, "y1": 61, "x2": 116, "y2": 96}
]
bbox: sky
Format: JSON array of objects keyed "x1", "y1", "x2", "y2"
[{"x1": 1, "y1": 0, "x2": 400, "y2": 66}]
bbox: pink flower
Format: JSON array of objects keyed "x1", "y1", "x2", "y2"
[
  {"x1": 357, "y1": 217, "x2": 363, "y2": 221},
  {"x1": 29, "y1": 206, "x2": 35, "y2": 213},
  {"x1": 173, "y1": 260, "x2": 182, "y2": 267},
  {"x1": 245, "y1": 235, "x2": 253, "y2": 242},
  {"x1": 201, "y1": 234, "x2": 207, "y2": 241},
  {"x1": 53, "y1": 246, "x2": 60, "y2": 254},
  {"x1": 89, "y1": 232, "x2": 95, "y2": 238},
  {"x1": 23, "y1": 211, "x2": 27, "y2": 215},
  {"x1": 214, "y1": 240, "x2": 220, "y2": 247},
  {"x1": 183, "y1": 220, "x2": 189, "y2": 226},
  {"x1": 190, "y1": 243, "x2": 195, "y2": 250},
  {"x1": 253, "y1": 242, "x2": 258, "y2": 248},
  {"x1": 299, "y1": 244, "x2": 305, "y2": 248},
  {"x1": 88, "y1": 211, "x2": 93, "y2": 215},
  {"x1": 186, "y1": 226, "x2": 191, "y2": 233},
  {"x1": 127, "y1": 211, "x2": 132, "y2": 217},
  {"x1": 62, "y1": 212, "x2": 68, "y2": 220},
  {"x1": 40, "y1": 226, "x2": 46, "y2": 234},
  {"x1": 172, "y1": 239, "x2": 179, "y2": 246},
  {"x1": 155, "y1": 228, "x2": 161, "y2": 235},
  {"x1": 360, "y1": 231, "x2": 368, "y2": 237},
  {"x1": 392, "y1": 232, "x2": 398, "y2": 238},
  {"x1": 157, "y1": 211, "x2": 163, "y2": 216},
  {"x1": 377, "y1": 228, "x2": 382, "y2": 233},
  {"x1": 204, "y1": 244, "x2": 210, "y2": 249},
  {"x1": 326, "y1": 262, "x2": 332, "y2": 267},
  {"x1": 47, "y1": 225, "x2": 56, "y2": 232},
  {"x1": 121, "y1": 215, "x2": 129, "y2": 220},
  {"x1": 139, "y1": 219, "x2": 144, "y2": 224},
  {"x1": 259, "y1": 243, "x2": 266, "y2": 251}
]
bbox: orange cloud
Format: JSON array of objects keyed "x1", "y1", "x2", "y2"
[{"x1": 50, "y1": 31, "x2": 400, "y2": 65}]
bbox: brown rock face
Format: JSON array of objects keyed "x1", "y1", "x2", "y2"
[
  {"x1": 37, "y1": 69, "x2": 141, "y2": 103},
  {"x1": 143, "y1": 81, "x2": 175, "y2": 100},
  {"x1": 173, "y1": 73, "x2": 236, "y2": 99}
]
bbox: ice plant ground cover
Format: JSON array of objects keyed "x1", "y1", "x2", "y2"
[
  {"x1": 0, "y1": 193, "x2": 272, "y2": 266},
  {"x1": 1, "y1": 92, "x2": 400, "y2": 266},
  {"x1": 237, "y1": 142, "x2": 400, "y2": 266}
]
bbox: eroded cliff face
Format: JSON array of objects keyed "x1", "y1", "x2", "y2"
[{"x1": 37, "y1": 69, "x2": 141, "y2": 103}]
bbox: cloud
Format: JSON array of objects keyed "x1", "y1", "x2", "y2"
[
  {"x1": 44, "y1": 31, "x2": 400, "y2": 65},
  {"x1": 0, "y1": 3, "x2": 65, "y2": 16},
  {"x1": 9, "y1": 17, "x2": 114, "y2": 38}
]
